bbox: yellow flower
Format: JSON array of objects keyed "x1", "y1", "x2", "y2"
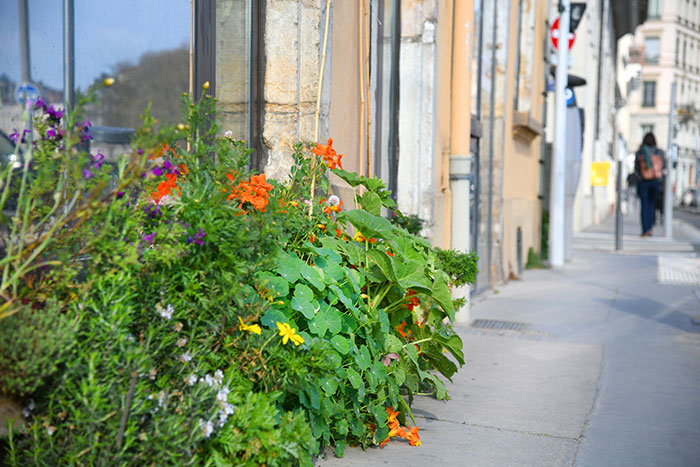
[
  {"x1": 352, "y1": 231, "x2": 366, "y2": 242},
  {"x1": 276, "y1": 321, "x2": 304, "y2": 346},
  {"x1": 103, "y1": 77, "x2": 115, "y2": 87},
  {"x1": 203, "y1": 81, "x2": 210, "y2": 90},
  {"x1": 238, "y1": 316, "x2": 261, "y2": 335}
]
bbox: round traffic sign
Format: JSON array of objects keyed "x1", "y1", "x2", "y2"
[
  {"x1": 15, "y1": 82, "x2": 41, "y2": 106},
  {"x1": 550, "y1": 17, "x2": 575, "y2": 51}
]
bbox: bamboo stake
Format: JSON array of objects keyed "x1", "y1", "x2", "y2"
[
  {"x1": 188, "y1": 0, "x2": 194, "y2": 152},
  {"x1": 309, "y1": 0, "x2": 333, "y2": 217},
  {"x1": 358, "y1": 0, "x2": 366, "y2": 192},
  {"x1": 364, "y1": 0, "x2": 372, "y2": 178}
]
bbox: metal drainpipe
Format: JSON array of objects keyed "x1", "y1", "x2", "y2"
[
  {"x1": 450, "y1": 155, "x2": 472, "y2": 322},
  {"x1": 63, "y1": 0, "x2": 75, "y2": 113}
]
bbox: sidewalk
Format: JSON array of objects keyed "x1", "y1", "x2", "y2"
[{"x1": 317, "y1": 212, "x2": 700, "y2": 466}]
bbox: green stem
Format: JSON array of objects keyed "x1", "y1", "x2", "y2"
[{"x1": 403, "y1": 337, "x2": 432, "y2": 348}]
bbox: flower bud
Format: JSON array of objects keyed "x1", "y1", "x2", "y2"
[{"x1": 103, "y1": 77, "x2": 115, "y2": 87}]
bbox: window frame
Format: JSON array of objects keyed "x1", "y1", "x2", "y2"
[{"x1": 642, "y1": 80, "x2": 656, "y2": 107}]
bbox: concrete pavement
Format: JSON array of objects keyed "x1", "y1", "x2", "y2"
[{"x1": 316, "y1": 211, "x2": 700, "y2": 466}]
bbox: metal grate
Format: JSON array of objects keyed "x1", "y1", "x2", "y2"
[{"x1": 470, "y1": 319, "x2": 528, "y2": 331}]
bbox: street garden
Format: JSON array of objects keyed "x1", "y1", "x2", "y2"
[{"x1": 0, "y1": 83, "x2": 477, "y2": 465}]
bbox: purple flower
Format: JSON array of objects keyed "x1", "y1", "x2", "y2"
[
  {"x1": 142, "y1": 233, "x2": 155, "y2": 243},
  {"x1": 137, "y1": 148, "x2": 144, "y2": 155},
  {"x1": 9, "y1": 129, "x2": 30, "y2": 144},
  {"x1": 46, "y1": 105, "x2": 63, "y2": 122},
  {"x1": 187, "y1": 228, "x2": 206, "y2": 245},
  {"x1": 92, "y1": 150, "x2": 104, "y2": 169},
  {"x1": 144, "y1": 203, "x2": 161, "y2": 218},
  {"x1": 82, "y1": 168, "x2": 94, "y2": 179},
  {"x1": 152, "y1": 166, "x2": 163, "y2": 176},
  {"x1": 116, "y1": 191, "x2": 126, "y2": 199},
  {"x1": 46, "y1": 127, "x2": 63, "y2": 140},
  {"x1": 33, "y1": 98, "x2": 47, "y2": 111}
]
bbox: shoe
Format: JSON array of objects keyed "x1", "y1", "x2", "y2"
[{"x1": 641, "y1": 231, "x2": 652, "y2": 237}]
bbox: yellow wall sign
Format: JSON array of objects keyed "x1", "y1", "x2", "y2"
[{"x1": 590, "y1": 161, "x2": 611, "y2": 187}]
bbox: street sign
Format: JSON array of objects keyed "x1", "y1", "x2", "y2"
[
  {"x1": 569, "y1": 3, "x2": 587, "y2": 33},
  {"x1": 15, "y1": 82, "x2": 40, "y2": 107},
  {"x1": 565, "y1": 88, "x2": 575, "y2": 107},
  {"x1": 550, "y1": 17, "x2": 576, "y2": 51}
]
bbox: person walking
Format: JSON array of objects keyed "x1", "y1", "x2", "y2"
[{"x1": 634, "y1": 132, "x2": 664, "y2": 236}]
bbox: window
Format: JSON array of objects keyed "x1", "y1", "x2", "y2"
[
  {"x1": 644, "y1": 37, "x2": 660, "y2": 64},
  {"x1": 641, "y1": 124, "x2": 655, "y2": 136},
  {"x1": 676, "y1": 35, "x2": 680, "y2": 65},
  {"x1": 648, "y1": 0, "x2": 661, "y2": 18},
  {"x1": 642, "y1": 81, "x2": 656, "y2": 107}
]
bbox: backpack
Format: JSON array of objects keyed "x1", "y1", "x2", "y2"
[{"x1": 639, "y1": 149, "x2": 663, "y2": 180}]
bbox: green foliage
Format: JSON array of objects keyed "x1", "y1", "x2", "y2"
[
  {"x1": 0, "y1": 302, "x2": 77, "y2": 396},
  {"x1": 1, "y1": 85, "x2": 476, "y2": 464},
  {"x1": 525, "y1": 247, "x2": 548, "y2": 269}
]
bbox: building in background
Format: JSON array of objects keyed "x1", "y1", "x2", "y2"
[{"x1": 626, "y1": 0, "x2": 700, "y2": 201}]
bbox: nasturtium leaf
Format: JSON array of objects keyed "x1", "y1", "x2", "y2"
[
  {"x1": 316, "y1": 259, "x2": 345, "y2": 283},
  {"x1": 294, "y1": 283, "x2": 314, "y2": 302},
  {"x1": 427, "y1": 374, "x2": 448, "y2": 400},
  {"x1": 325, "y1": 307, "x2": 343, "y2": 335},
  {"x1": 393, "y1": 259, "x2": 431, "y2": 290},
  {"x1": 330, "y1": 335, "x2": 350, "y2": 354},
  {"x1": 366, "y1": 249, "x2": 395, "y2": 281},
  {"x1": 385, "y1": 334, "x2": 403, "y2": 353},
  {"x1": 291, "y1": 295, "x2": 315, "y2": 320},
  {"x1": 370, "y1": 361, "x2": 387, "y2": 383},
  {"x1": 431, "y1": 273, "x2": 455, "y2": 321},
  {"x1": 346, "y1": 367, "x2": 362, "y2": 389},
  {"x1": 424, "y1": 347, "x2": 458, "y2": 380},
  {"x1": 341, "y1": 313, "x2": 358, "y2": 333},
  {"x1": 335, "y1": 420, "x2": 349, "y2": 436},
  {"x1": 393, "y1": 367, "x2": 406, "y2": 386},
  {"x1": 355, "y1": 345, "x2": 371, "y2": 371},
  {"x1": 327, "y1": 350, "x2": 342, "y2": 368},
  {"x1": 300, "y1": 263, "x2": 325, "y2": 291},
  {"x1": 360, "y1": 191, "x2": 382, "y2": 216},
  {"x1": 405, "y1": 341, "x2": 419, "y2": 365},
  {"x1": 320, "y1": 377, "x2": 338, "y2": 396},
  {"x1": 266, "y1": 276, "x2": 289, "y2": 298},
  {"x1": 346, "y1": 268, "x2": 364, "y2": 293},
  {"x1": 261, "y1": 308, "x2": 291, "y2": 329},
  {"x1": 378, "y1": 309, "x2": 390, "y2": 333},
  {"x1": 435, "y1": 334, "x2": 465, "y2": 365},
  {"x1": 339, "y1": 209, "x2": 394, "y2": 239},
  {"x1": 371, "y1": 403, "x2": 389, "y2": 427},
  {"x1": 276, "y1": 252, "x2": 302, "y2": 283},
  {"x1": 334, "y1": 441, "x2": 346, "y2": 458},
  {"x1": 308, "y1": 313, "x2": 328, "y2": 337}
]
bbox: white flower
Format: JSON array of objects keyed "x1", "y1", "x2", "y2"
[
  {"x1": 176, "y1": 337, "x2": 188, "y2": 347},
  {"x1": 157, "y1": 392, "x2": 166, "y2": 408},
  {"x1": 22, "y1": 408, "x2": 31, "y2": 418},
  {"x1": 202, "y1": 373, "x2": 215, "y2": 387},
  {"x1": 180, "y1": 351, "x2": 192, "y2": 363},
  {"x1": 174, "y1": 322, "x2": 183, "y2": 332},
  {"x1": 213, "y1": 369, "x2": 224, "y2": 385},
  {"x1": 159, "y1": 303, "x2": 174, "y2": 320},
  {"x1": 328, "y1": 195, "x2": 340, "y2": 207},
  {"x1": 185, "y1": 373, "x2": 197, "y2": 386},
  {"x1": 216, "y1": 387, "x2": 230, "y2": 403},
  {"x1": 46, "y1": 426, "x2": 56, "y2": 436},
  {"x1": 224, "y1": 130, "x2": 233, "y2": 138},
  {"x1": 158, "y1": 194, "x2": 174, "y2": 206},
  {"x1": 221, "y1": 402, "x2": 235, "y2": 416},
  {"x1": 28, "y1": 399, "x2": 35, "y2": 411},
  {"x1": 199, "y1": 418, "x2": 214, "y2": 438},
  {"x1": 304, "y1": 199, "x2": 312, "y2": 207}
]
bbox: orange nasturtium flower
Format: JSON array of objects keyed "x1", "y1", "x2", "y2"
[
  {"x1": 238, "y1": 316, "x2": 261, "y2": 335},
  {"x1": 276, "y1": 322, "x2": 304, "y2": 346},
  {"x1": 400, "y1": 426, "x2": 421, "y2": 446},
  {"x1": 227, "y1": 173, "x2": 274, "y2": 212},
  {"x1": 312, "y1": 137, "x2": 343, "y2": 170}
]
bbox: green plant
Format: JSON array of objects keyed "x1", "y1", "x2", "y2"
[{"x1": 525, "y1": 247, "x2": 548, "y2": 269}]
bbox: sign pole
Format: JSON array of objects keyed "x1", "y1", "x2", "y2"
[
  {"x1": 664, "y1": 82, "x2": 676, "y2": 238},
  {"x1": 550, "y1": 0, "x2": 571, "y2": 267}
]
